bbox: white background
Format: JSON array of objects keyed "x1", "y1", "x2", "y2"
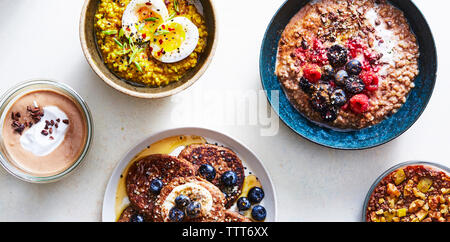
[{"x1": 0, "y1": 0, "x2": 448, "y2": 222}]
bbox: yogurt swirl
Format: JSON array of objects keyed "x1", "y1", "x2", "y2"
[{"x1": 20, "y1": 106, "x2": 69, "y2": 156}]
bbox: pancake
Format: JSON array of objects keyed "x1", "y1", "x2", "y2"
[
  {"x1": 153, "y1": 176, "x2": 226, "y2": 222},
  {"x1": 178, "y1": 144, "x2": 245, "y2": 208},
  {"x1": 224, "y1": 210, "x2": 252, "y2": 222},
  {"x1": 126, "y1": 154, "x2": 195, "y2": 217},
  {"x1": 117, "y1": 206, "x2": 150, "y2": 222}
]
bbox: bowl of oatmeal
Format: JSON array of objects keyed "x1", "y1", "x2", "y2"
[
  {"x1": 260, "y1": 0, "x2": 436, "y2": 149},
  {"x1": 80, "y1": 0, "x2": 217, "y2": 98},
  {"x1": 363, "y1": 161, "x2": 449, "y2": 222}
]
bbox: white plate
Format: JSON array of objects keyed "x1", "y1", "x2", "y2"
[{"x1": 102, "y1": 127, "x2": 277, "y2": 222}]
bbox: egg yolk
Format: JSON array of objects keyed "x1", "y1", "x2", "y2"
[
  {"x1": 153, "y1": 22, "x2": 186, "y2": 53},
  {"x1": 136, "y1": 7, "x2": 163, "y2": 37}
]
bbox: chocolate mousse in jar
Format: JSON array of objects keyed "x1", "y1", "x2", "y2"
[{"x1": 0, "y1": 80, "x2": 93, "y2": 183}]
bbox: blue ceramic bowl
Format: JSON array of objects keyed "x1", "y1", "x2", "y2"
[{"x1": 260, "y1": 0, "x2": 437, "y2": 150}]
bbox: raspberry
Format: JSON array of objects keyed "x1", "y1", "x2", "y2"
[
  {"x1": 362, "y1": 60, "x2": 372, "y2": 71},
  {"x1": 346, "y1": 38, "x2": 366, "y2": 59},
  {"x1": 312, "y1": 38, "x2": 325, "y2": 50},
  {"x1": 310, "y1": 39, "x2": 328, "y2": 65},
  {"x1": 303, "y1": 64, "x2": 322, "y2": 83},
  {"x1": 293, "y1": 39, "x2": 328, "y2": 66},
  {"x1": 341, "y1": 102, "x2": 349, "y2": 111},
  {"x1": 350, "y1": 94, "x2": 369, "y2": 114},
  {"x1": 329, "y1": 80, "x2": 336, "y2": 88},
  {"x1": 360, "y1": 71, "x2": 379, "y2": 91},
  {"x1": 294, "y1": 48, "x2": 308, "y2": 64}
]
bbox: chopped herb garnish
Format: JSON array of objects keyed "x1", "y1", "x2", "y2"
[
  {"x1": 115, "y1": 49, "x2": 131, "y2": 55},
  {"x1": 102, "y1": 30, "x2": 118, "y2": 35},
  {"x1": 138, "y1": 23, "x2": 145, "y2": 31},
  {"x1": 154, "y1": 29, "x2": 170, "y2": 36},
  {"x1": 115, "y1": 42, "x2": 130, "y2": 55},
  {"x1": 174, "y1": 0, "x2": 180, "y2": 13},
  {"x1": 126, "y1": 36, "x2": 136, "y2": 53},
  {"x1": 167, "y1": 12, "x2": 176, "y2": 22},
  {"x1": 144, "y1": 17, "x2": 159, "y2": 22},
  {"x1": 134, "y1": 61, "x2": 143, "y2": 72},
  {"x1": 119, "y1": 28, "x2": 125, "y2": 38},
  {"x1": 113, "y1": 38, "x2": 124, "y2": 48},
  {"x1": 129, "y1": 48, "x2": 144, "y2": 65},
  {"x1": 128, "y1": 36, "x2": 134, "y2": 47}
]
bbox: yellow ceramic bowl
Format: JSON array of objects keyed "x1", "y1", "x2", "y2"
[{"x1": 80, "y1": 0, "x2": 217, "y2": 99}]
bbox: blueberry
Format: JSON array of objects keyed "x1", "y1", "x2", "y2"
[
  {"x1": 334, "y1": 70, "x2": 349, "y2": 86},
  {"x1": 169, "y1": 207, "x2": 185, "y2": 222},
  {"x1": 327, "y1": 44, "x2": 348, "y2": 68},
  {"x1": 175, "y1": 195, "x2": 191, "y2": 209},
  {"x1": 321, "y1": 106, "x2": 338, "y2": 122},
  {"x1": 344, "y1": 76, "x2": 365, "y2": 94},
  {"x1": 149, "y1": 178, "x2": 163, "y2": 194},
  {"x1": 346, "y1": 59, "x2": 362, "y2": 75},
  {"x1": 330, "y1": 88, "x2": 347, "y2": 107},
  {"x1": 236, "y1": 197, "x2": 251, "y2": 211},
  {"x1": 299, "y1": 77, "x2": 315, "y2": 95},
  {"x1": 186, "y1": 201, "x2": 202, "y2": 218},
  {"x1": 248, "y1": 187, "x2": 265, "y2": 204},
  {"x1": 130, "y1": 214, "x2": 145, "y2": 223},
  {"x1": 321, "y1": 65, "x2": 335, "y2": 81},
  {"x1": 198, "y1": 164, "x2": 216, "y2": 181},
  {"x1": 221, "y1": 171, "x2": 238, "y2": 186},
  {"x1": 251, "y1": 205, "x2": 267, "y2": 221}
]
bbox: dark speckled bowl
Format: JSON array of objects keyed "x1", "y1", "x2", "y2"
[{"x1": 260, "y1": 0, "x2": 437, "y2": 150}]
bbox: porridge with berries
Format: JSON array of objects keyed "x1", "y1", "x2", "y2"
[{"x1": 275, "y1": 0, "x2": 419, "y2": 129}]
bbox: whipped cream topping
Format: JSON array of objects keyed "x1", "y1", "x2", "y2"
[
  {"x1": 162, "y1": 182, "x2": 213, "y2": 220},
  {"x1": 20, "y1": 106, "x2": 69, "y2": 156}
]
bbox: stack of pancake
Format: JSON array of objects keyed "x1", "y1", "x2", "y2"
[{"x1": 118, "y1": 144, "x2": 251, "y2": 222}]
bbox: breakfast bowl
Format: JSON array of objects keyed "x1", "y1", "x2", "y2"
[
  {"x1": 362, "y1": 161, "x2": 449, "y2": 222},
  {"x1": 80, "y1": 0, "x2": 217, "y2": 99},
  {"x1": 102, "y1": 127, "x2": 277, "y2": 222},
  {"x1": 260, "y1": 0, "x2": 437, "y2": 149},
  {"x1": 0, "y1": 80, "x2": 93, "y2": 183}
]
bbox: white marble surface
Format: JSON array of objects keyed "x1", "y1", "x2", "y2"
[{"x1": 0, "y1": 0, "x2": 448, "y2": 222}]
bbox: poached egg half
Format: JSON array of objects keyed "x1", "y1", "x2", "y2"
[{"x1": 122, "y1": 0, "x2": 169, "y2": 43}]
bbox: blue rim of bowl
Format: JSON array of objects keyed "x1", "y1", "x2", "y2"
[
  {"x1": 259, "y1": 0, "x2": 437, "y2": 150},
  {"x1": 361, "y1": 161, "x2": 450, "y2": 222}
]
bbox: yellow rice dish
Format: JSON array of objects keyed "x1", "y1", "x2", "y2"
[{"x1": 95, "y1": 0, "x2": 208, "y2": 87}]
